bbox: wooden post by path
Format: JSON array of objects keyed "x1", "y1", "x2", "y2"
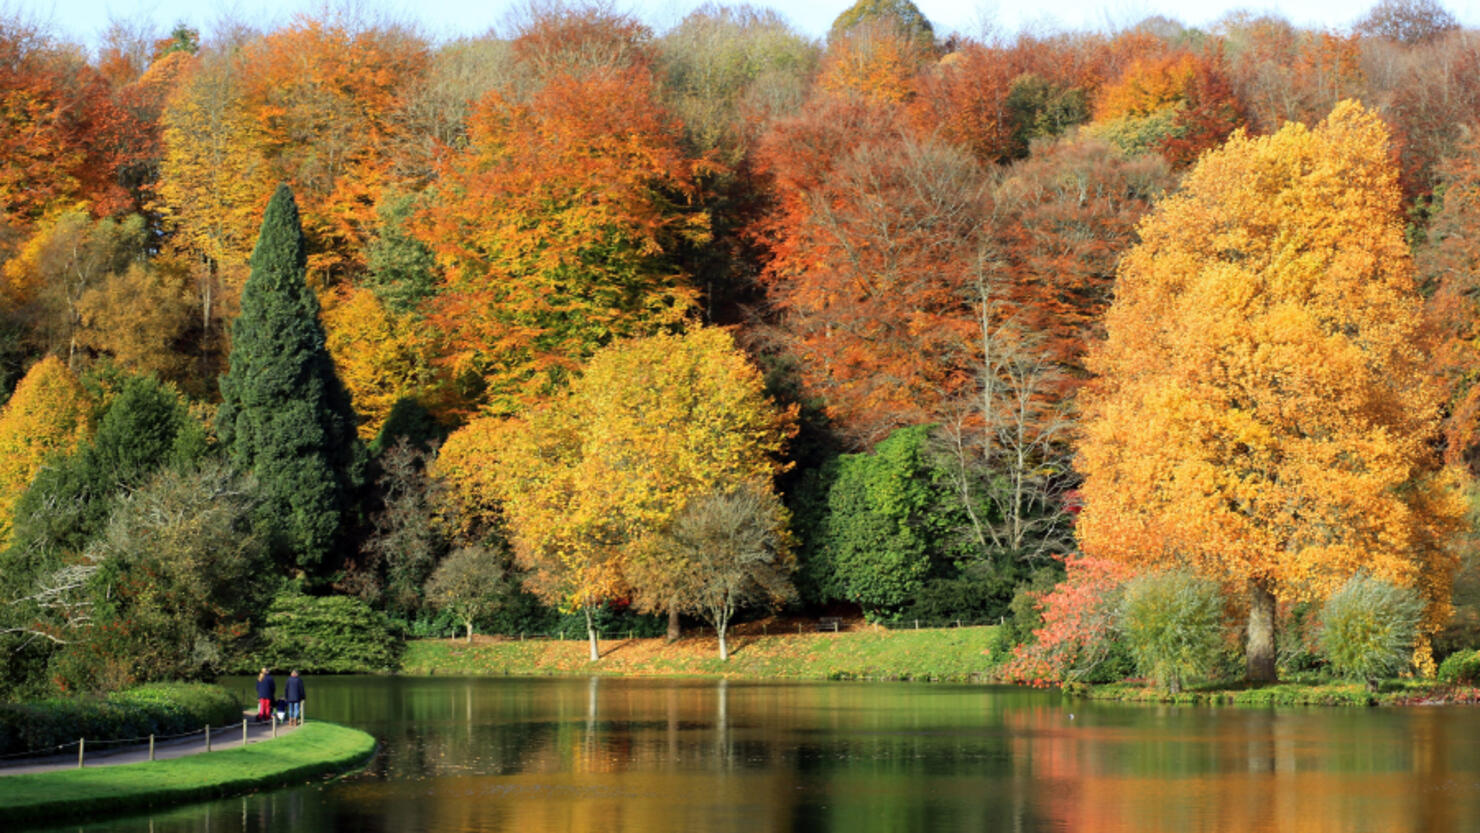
[
  {"x1": 205, "y1": 725, "x2": 211, "y2": 752},
  {"x1": 77, "y1": 738, "x2": 84, "y2": 769},
  {"x1": 242, "y1": 718, "x2": 248, "y2": 746},
  {"x1": 149, "y1": 734, "x2": 155, "y2": 761}
]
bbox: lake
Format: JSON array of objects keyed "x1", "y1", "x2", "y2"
[{"x1": 22, "y1": 675, "x2": 1480, "y2": 832}]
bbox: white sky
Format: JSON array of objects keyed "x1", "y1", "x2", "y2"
[{"x1": 16, "y1": 0, "x2": 1480, "y2": 52}]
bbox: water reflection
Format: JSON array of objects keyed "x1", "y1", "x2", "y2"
[{"x1": 21, "y1": 676, "x2": 1480, "y2": 833}]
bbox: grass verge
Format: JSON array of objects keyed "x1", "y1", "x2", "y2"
[
  {"x1": 0, "y1": 721, "x2": 376, "y2": 825},
  {"x1": 1077, "y1": 676, "x2": 1480, "y2": 706},
  {"x1": 401, "y1": 624, "x2": 999, "y2": 683}
]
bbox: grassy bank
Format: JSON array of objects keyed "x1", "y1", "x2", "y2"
[
  {"x1": 0, "y1": 721, "x2": 376, "y2": 825},
  {"x1": 1078, "y1": 677, "x2": 1477, "y2": 706},
  {"x1": 401, "y1": 623, "x2": 999, "y2": 683}
]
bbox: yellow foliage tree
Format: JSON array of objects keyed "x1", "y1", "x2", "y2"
[
  {"x1": 322, "y1": 285, "x2": 438, "y2": 440},
  {"x1": 437, "y1": 327, "x2": 795, "y2": 660},
  {"x1": 1076, "y1": 101, "x2": 1466, "y2": 682},
  {"x1": 0, "y1": 356, "x2": 92, "y2": 546}
]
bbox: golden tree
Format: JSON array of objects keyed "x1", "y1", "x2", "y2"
[
  {"x1": 437, "y1": 327, "x2": 794, "y2": 660},
  {"x1": 0, "y1": 356, "x2": 92, "y2": 546},
  {"x1": 1076, "y1": 101, "x2": 1465, "y2": 682}
]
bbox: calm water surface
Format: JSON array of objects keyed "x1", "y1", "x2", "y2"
[{"x1": 22, "y1": 675, "x2": 1480, "y2": 833}]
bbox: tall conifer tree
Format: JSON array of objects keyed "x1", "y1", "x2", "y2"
[{"x1": 218, "y1": 185, "x2": 363, "y2": 574}]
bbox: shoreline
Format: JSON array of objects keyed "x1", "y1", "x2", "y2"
[
  {"x1": 400, "y1": 629, "x2": 1476, "y2": 707},
  {"x1": 0, "y1": 721, "x2": 375, "y2": 826}
]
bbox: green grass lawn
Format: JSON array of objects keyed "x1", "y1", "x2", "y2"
[
  {"x1": 401, "y1": 623, "x2": 1001, "y2": 683},
  {"x1": 0, "y1": 721, "x2": 376, "y2": 824}
]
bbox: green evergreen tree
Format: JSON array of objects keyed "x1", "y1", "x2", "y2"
[{"x1": 217, "y1": 185, "x2": 364, "y2": 574}]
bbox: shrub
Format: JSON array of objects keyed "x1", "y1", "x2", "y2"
[
  {"x1": 1119, "y1": 570, "x2": 1226, "y2": 694},
  {"x1": 1437, "y1": 649, "x2": 1480, "y2": 686},
  {"x1": 1000, "y1": 554, "x2": 1133, "y2": 685},
  {"x1": 246, "y1": 592, "x2": 400, "y2": 673},
  {"x1": 1319, "y1": 574, "x2": 1423, "y2": 690},
  {"x1": 0, "y1": 683, "x2": 240, "y2": 756}
]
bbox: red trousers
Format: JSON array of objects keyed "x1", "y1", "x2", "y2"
[{"x1": 258, "y1": 698, "x2": 272, "y2": 719}]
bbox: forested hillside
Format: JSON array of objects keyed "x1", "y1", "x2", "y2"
[{"x1": 2, "y1": 0, "x2": 1478, "y2": 697}]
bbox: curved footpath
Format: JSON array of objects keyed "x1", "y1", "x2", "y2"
[{"x1": 0, "y1": 720, "x2": 375, "y2": 825}]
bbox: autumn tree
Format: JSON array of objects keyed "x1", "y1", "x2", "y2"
[
  {"x1": 217, "y1": 185, "x2": 364, "y2": 575},
  {"x1": 0, "y1": 356, "x2": 91, "y2": 547},
  {"x1": 1418, "y1": 129, "x2": 1480, "y2": 472},
  {"x1": 755, "y1": 110, "x2": 991, "y2": 446},
  {"x1": 155, "y1": 45, "x2": 266, "y2": 371},
  {"x1": 438, "y1": 327, "x2": 794, "y2": 659},
  {"x1": 353, "y1": 438, "x2": 450, "y2": 617},
  {"x1": 322, "y1": 285, "x2": 437, "y2": 440},
  {"x1": 1076, "y1": 102, "x2": 1466, "y2": 683},
  {"x1": 415, "y1": 50, "x2": 706, "y2": 416},
  {"x1": 1, "y1": 209, "x2": 148, "y2": 367},
  {"x1": 658, "y1": 6, "x2": 818, "y2": 158},
  {"x1": 235, "y1": 17, "x2": 428, "y2": 284}
]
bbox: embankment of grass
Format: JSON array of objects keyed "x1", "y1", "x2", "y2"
[
  {"x1": 0, "y1": 721, "x2": 376, "y2": 825},
  {"x1": 401, "y1": 624, "x2": 999, "y2": 683},
  {"x1": 1078, "y1": 677, "x2": 1479, "y2": 706}
]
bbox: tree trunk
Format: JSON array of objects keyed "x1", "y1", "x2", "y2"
[
  {"x1": 465, "y1": 621, "x2": 473, "y2": 643},
  {"x1": 585, "y1": 607, "x2": 599, "y2": 662},
  {"x1": 718, "y1": 621, "x2": 728, "y2": 661},
  {"x1": 667, "y1": 608, "x2": 681, "y2": 643},
  {"x1": 1246, "y1": 578, "x2": 1277, "y2": 683}
]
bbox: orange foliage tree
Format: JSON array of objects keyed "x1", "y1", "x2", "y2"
[
  {"x1": 415, "y1": 61, "x2": 707, "y2": 416},
  {"x1": 753, "y1": 97, "x2": 990, "y2": 445},
  {"x1": 1077, "y1": 101, "x2": 1465, "y2": 682},
  {"x1": 236, "y1": 18, "x2": 428, "y2": 284},
  {"x1": 322, "y1": 285, "x2": 438, "y2": 440},
  {"x1": 1418, "y1": 129, "x2": 1480, "y2": 472}
]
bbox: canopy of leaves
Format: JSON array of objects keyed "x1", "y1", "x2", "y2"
[
  {"x1": 1077, "y1": 102, "x2": 1464, "y2": 644},
  {"x1": 415, "y1": 63, "x2": 707, "y2": 416},
  {"x1": 0, "y1": 356, "x2": 91, "y2": 547},
  {"x1": 437, "y1": 326, "x2": 795, "y2": 617}
]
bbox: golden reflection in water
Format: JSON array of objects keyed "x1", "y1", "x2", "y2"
[{"x1": 179, "y1": 677, "x2": 1480, "y2": 833}]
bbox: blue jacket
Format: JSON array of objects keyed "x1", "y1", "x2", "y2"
[
  {"x1": 256, "y1": 675, "x2": 275, "y2": 699},
  {"x1": 285, "y1": 676, "x2": 306, "y2": 703}
]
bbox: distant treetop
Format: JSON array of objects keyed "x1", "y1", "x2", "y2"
[{"x1": 830, "y1": 0, "x2": 935, "y2": 47}]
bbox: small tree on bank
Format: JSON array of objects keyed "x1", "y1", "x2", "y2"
[
  {"x1": 217, "y1": 184, "x2": 364, "y2": 575},
  {"x1": 1320, "y1": 574, "x2": 1423, "y2": 692},
  {"x1": 658, "y1": 484, "x2": 795, "y2": 660},
  {"x1": 1119, "y1": 570, "x2": 1225, "y2": 694},
  {"x1": 425, "y1": 545, "x2": 508, "y2": 642}
]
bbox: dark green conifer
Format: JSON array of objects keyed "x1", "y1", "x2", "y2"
[{"x1": 218, "y1": 185, "x2": 364, "y2": 574}]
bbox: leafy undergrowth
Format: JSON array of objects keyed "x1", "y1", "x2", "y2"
[
  {"x1": 1079, "y1": 675, "x2": 1476, "y2": 706},
  {"x1": 0, "y1": 721, "x2": 376, "y2": 825},
  {"x1": 401, "y1": 620, "x2": 1000, "y2": 683}
]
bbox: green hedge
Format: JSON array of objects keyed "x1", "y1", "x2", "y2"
[
  {"x1": 0, "y1": 683, "x2": 242, "y2": 757},
  {"x1": 241, "y1": 593, "x2": 400, "y2": 674}
]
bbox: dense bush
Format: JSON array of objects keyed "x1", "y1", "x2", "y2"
[
  {"x1": 1119, "y1": 570, "x2": 1226, "y2": 694},
  {"x1": 1000, "y1": 555, "x2": 1134, "y2": 685},
  {"x1": 1319, "y1": 574, "x2": 1423, "y2": 689},
  {"x1": 0, "y1": 683, "x2": 241, "y2": 756},
  {"x1": 1437, "y1": 649, "x2": 1480, "y2": 685},
  {"x1": 245, "y1": 593, "x2": 400, "y2": 673},
  {"x1": 792, "y1": 425, "x2": 971, "y2": 616}
]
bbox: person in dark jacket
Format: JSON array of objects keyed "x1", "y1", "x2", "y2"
[
  {"x1": 285, "y1": 670, "x2": 306, "y2": 726},
  {"x1": 256, "y1": 668, "x2": 276, "y2": 722}
]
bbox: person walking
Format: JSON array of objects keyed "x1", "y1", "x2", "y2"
[
  {"x1": 285, "y1": 670, "x2": 306, "y2": 726},
  {"x1": 256, "y1": 668, "x2": 276, "y2": 722}
]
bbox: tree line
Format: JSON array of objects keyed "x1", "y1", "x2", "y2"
[{"x1": 3, "y1": 0, "x2": 1480, "y2": 696}]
